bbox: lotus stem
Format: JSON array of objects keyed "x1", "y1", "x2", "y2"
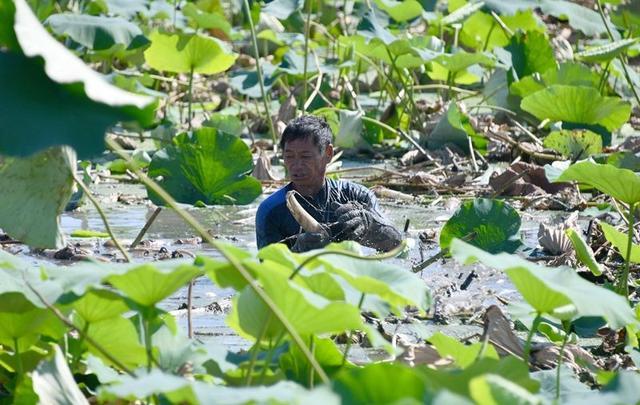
[
  {"x1": 71, "y1": 172, "x2": 131, "y2": 263},
  {"x1": 342, "y1": 292, "x2": 366, "y2": 366},
  {"x1": 187, "y1": 66, "x2": 194, "y2": 130},
  {"x1": 245, "y1": 313, "x2": 272, "y2": 386},
  {"x1": 302, "y1": 0, "x2": 313, "y2": 111},
  {"x1": 523, "y1": 312, "x2": 542, "y2": 367},
  {"x1": 13, "y1": 338, "x2": 22, "y2": 380},
  {"x1": 130, "y1": 207, "x2": 162, "y2": 249},
  {"x1": 617, "y1": 202, "x2": 636, "y2": 297},
  {"x1": 556, "y1": 321, "x2": 571, "y2": 401},
  {"x1": 286, "y1": 191, "x2": 327, "y2": 235},
  {"x1": 107, "y1": 138, "x2": 330, "y2": 384},
  {"x1": 242, "y1": 0, "x2": 278, "y2": 148}
]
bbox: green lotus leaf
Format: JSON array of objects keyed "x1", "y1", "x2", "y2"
[
  {"x1": 182, "y1": 3, "x2": 231, "y2": 37},
  {"x1": 0, "y1": 293, "x2": 58, "y2": 344},
  {"x1": 107, "y1": 262, "x2": 202, "y2": 307},
  {"x1": 521, "y1": 85, "x2": 631, "y2": 132},
  {"x1": 280, "y1": 337, "x2": 349, "y2": 385},
  {"x1": 460, "y1": 9, "x2": 544, "y2": 51},
  {"x1": 469, "y1": 374, "x2": 540, "y2": 405},
  {"x1": 554, "y1": 160, "x2": 640, "y2": 205},
  {"x1": 197, "y1": 242, "x2": 254, "y2": 290},
  {"x1": 45, "y1": 13, "x2": 149, "y2": 51},
  {"x1": 85, "y1": 316, "x2": 147, "y2": 368},
  {"x1": 147, "y1": 128, "x2": 262, "y2": 206},
  {"x1": 432, "y1": 50, "x2": 496, "y2": 73},
  {"x1": 1, "y1": 0, "x2": 156, "y2": 158},
  {"x1": 202, "y1": 113, "x2": 243, "y2": 136},
  {"x1": 32, "y1": 346, "x2": 89, "y2": 405},
  {"x1": 227, "y1": 263, "x2": 362, "y2": 342},
  {"x1": 566, "y1": 228, "x2": 604, "y2": 276},
  {"x1": 0, "y1": 147, "x2": 75, "y2": 249},
  {"x1": 144, "y1": 31, "x2": 236, "y2": 74},
  {"x1": 600, "y1": 222, "x2": 640, "y2": 263},
  {"x1": 510, "y1": 62, "x2": 600, "y2": 98},
  {"x1": 0, "y1": 0, "x2": 17, "y2": 49},
  {"x1": 228, "y1": 61, "x2": 278, "y2": 98},
  {"x1": 543, "y1": 130, "x2": 602, "y2": 161},
  {"x1": 357, "y1": 12, "x2": 397, "y2": 45},
  {"x1": 72, "y1": 288, "x2": 129, "y2": 324},
  {"x1": 332, "y1": 363, "x2": 427, "y2": 404},
  {"x1": 374, "y1": 0, "x2": 423, "y2": 22},
  {"x1": 440, "y1": 198, "x2": 521, "y2": 254},
  {"x1": 102, "y1": 0, "x2": 148, "y2": 19},
  {"x1": 429, "y1": 332, "x2": 498, "y2": 369},
  {"x1": 539, "y1": 0, "x2": 616, "y2": 38},
  {"x1": 505, "y1": 30, "x2": 556, "y2": 79},
  {"x1": 450, "y1": 239, "x2": 637, "y2": 328}
]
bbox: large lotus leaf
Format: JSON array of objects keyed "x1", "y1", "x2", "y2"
[
  {"x1": 103, "y1": 0, "x2": 149, "y2": 18},
  {"x1": 543, "y1": 130, "x2": 602, "y2": 161},
  {"x1": 144, "y1": 31, "x2": 236, "y2": 74},
  {"x1": 0, "y1": 0, "x2": 17, "y2": 49},
  {"x1": 86, "y1": 316, "x2": 147, "y2": 368},
  {"x1": 32, "y1": 346, "x2": 89, "y2": 405},
  {"x1": 554, "y1": 160, "x2": 640, "y2": 205},
  {"x1": 469, "y1": 374, "x2": 540, "y2": 405},
  {"x1": 460, "y1": 10, "x2": 544, "y2": 51},
  {"x1": 258, "y1": 243, "x2": 431, "y2": 313},
  {"x1": 440, "y1": 198, "x2": 521, "y2": 254},
  {"x1": 428, "y1": 102, "x2": 488, "y2": 154},
  {"x1": 197, "y1": 242, "x2": 254, "y2": 290},
  {"x1": 45, "y1": 14, "x2": 149, "y2": 51},
  {"x1": 505, "y1": 30, "x2": 556, "y2": 79},
  {"x1": 432, "y1": 51, "x2": 495, "y2": 74},
  {"x1": 1, "y1": 0, "x2": 155, "y2": 158},
  {"x1": 429, "y1": 332, "x2": 498, "y2": 369},
  {"x1": 228, "y1": 61, "x2": 278, "y2": 98},
  {"x1": 0, "y1": 260, "x2": 64, "y2": 309},
  {"x1": 511, "y1": 62, "x2": 601, "y2": 98},
  {"x1": 332, "y1": 363, "x2": 427, "y2": 404},
  {"x1": 600, "y1": 222, "x2": 640, "y2": 263},
  {"x1": 280, "y1": 337, "x2": 349, "y2": 385},
  {"x1": 72, "y1": 288, "x2": 129, "y2": 324},
  {"x1": 182, "y1": 3, "x2": 231, "y2": 37},
  {"x1": 451, "y1": 239, "x2": 637, "y2": 328},
  {"x1": 107, "y1": 262, "x2": 202, "y2": 307},
  {"x1": 566, "y1": 228, "x2": 604, "y2": 276},
  {"x1": 147, "y1": 128, "x2": 262, "y2": 205},
  {"x1": 0, "y1": 147, "x2": 75, "y2": 248},
  {"x1": 227, "y1": 263, "x2": 362, "y2": 341},
  {"x1": 0, "y1": 293, "x2": 58, "y2": 344},
  {"x1": 98, "y1": 371, "x2": 339, "y2": 404},
  {"x1": 262, "y1": 0, "x2": 302, "y2": 20},
  {"x1": 278, "y1": 50, "x2": 319, "y2": 75},
  {"x1": 521, "y1": 85, "x2": 631, "y2": 132},
  {"x1": 374, "y1": 0, "x2": 423, "y2": 22}
]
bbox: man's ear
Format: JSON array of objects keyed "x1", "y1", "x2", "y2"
[{"x1": 324, "y1": 144, "x2": 334, "y2": 163}]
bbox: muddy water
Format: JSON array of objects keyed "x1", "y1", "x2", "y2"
[{"x1": 51, "y1": 180, "x2": 563, "y2": 354}]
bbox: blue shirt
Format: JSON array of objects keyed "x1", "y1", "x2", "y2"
[{"x1": 255, "y1": 178, "x2": 381, "y2": 249}]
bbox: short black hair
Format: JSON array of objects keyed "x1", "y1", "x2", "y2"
[{"x1": 280, "y1": 115, "x2": 333, "y2": 152}]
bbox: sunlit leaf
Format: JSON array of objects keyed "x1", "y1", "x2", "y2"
[
  {"x1": 469, "y1": 374, "x2": 540, "y2": 405},
  {"x1": 600, "y1": 222, "x2": 640, "y2": 264},
  {"x1": 451, "y1": 239, "x2": 637, "y2": 328},
  {"x1": 566, "y1": 228, "x2": 603, "y2": 276},
  {"x1": 461, "y1": 10, "x2": 544, "y2": 51},
  {"x1": 144, "y1": 31, "x2": 236, "y2": 74},
  {"x1": 72, "y1": 288, "x2": 129, "y2": 324},
  {"x1": 575, "y1": 38, "x2": 638, "y2": 63},
  {"x1": 86, "y1": 316, "x2": 147, "y2": 368},
  {"x1": 32, "y1": 346, "x2": 89, "y2": 405},
  {"x1": 521, "y1": 85, "x2": 631, "y2": 132},
  {"x1": 543, "y1": 130, "x2": 602, "y2": 161},
  {"x1": 429, "y1": 332, "x2": 498, "y2": 368},
  {"x1": 374, "y1": 0, "x2": 423, "y2": 22},
  {"x1": 505, "y1": 30, "x2": 556, "y2": 79},
  {"x1": 554, "y1": 160, "x2": 640, "y2": 205},
  {"x1": 262, "y1": 0, "x2": 303, "y2": 20},
  {"x1": 183, "y1": 3, "x2": 231, "y2": 37}
]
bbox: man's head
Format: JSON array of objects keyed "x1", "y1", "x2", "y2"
[{"x1": 280, "y1": 115, "x2": 334, "y2": 196}]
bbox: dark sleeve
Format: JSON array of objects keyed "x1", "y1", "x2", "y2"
[{"x1": 256, "y1": 206, "x2": 286, "y2": 249}]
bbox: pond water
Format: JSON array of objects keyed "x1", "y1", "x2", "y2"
[{"x1": 39, "y1": 176, "x2": 565, "y2": 354}]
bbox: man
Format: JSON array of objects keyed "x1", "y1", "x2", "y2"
[{"x1": 256, "y1": 115, "x2": 402, "y2": 252}]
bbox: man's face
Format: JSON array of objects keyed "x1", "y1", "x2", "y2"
[{"x1": 283, "y1": 137, "x2": 333, "y2": 192}]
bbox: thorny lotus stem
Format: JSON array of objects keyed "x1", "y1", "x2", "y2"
[
  {"x1": 107, "y1": 138, "x2": 330, "y2": 384},
  {"x1": 302, "y1": 0, "x2": 313, "y2": 111},
  {"x1": 289, "y1": 240, "x2": 406, "y2": 280},
  {"x1": 523, "y1": 312, "x2": 542, "y2": 367},
  {"x1": 71, "y1": 172, "x2": 131, "y2": 263},
  {"x1": 286, "y1": 191, "x2": 328, "y2": 235},
  {"x1": 242, "y1": 0, "x2": 278, "y2": 147},
  {"x1": 617, "y1": 202, "x2": 636, "y2": 297}
]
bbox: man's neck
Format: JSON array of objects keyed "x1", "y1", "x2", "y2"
[{"x1": 292, "y1": 179, "x2": 325, "y2": 197}]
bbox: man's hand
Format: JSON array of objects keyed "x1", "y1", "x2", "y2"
[
  {"x1": 291, "y1": 231, "x2": 331, "y2": 252},
  {"x1": 330, "y1": 202, "x2": 373, "y2": 242}
]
